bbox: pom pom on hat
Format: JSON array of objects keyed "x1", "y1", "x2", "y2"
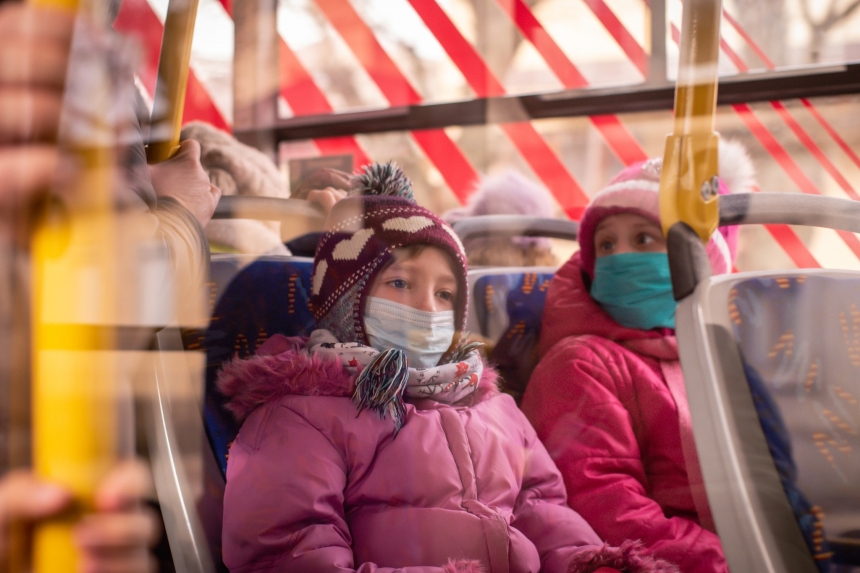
[
  {"x1": 578, "y1": 139, "x2": 755, "y2": 278},
  {"x1": 350, "y1": 161, "x2": 415, "y2": 202}
]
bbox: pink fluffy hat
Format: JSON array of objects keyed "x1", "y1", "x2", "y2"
[{"x1": 578, "y1": 139, "x2": 757, "y2": 277}]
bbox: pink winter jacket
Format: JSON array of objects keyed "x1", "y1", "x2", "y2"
[
  {"x1": 521, "y1": 253, "x2": 728, "y2": 573},
  {"x1": 218, "y1": 335, "x2": 677, "y2": 573}
]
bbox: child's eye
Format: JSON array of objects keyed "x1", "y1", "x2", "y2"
[
  {"x1": 636, "y1": 233, "x2": 657, "y2": 245},
  {"x1": 388, "y1": 279, "x2": 409, "y2": 289},
  {"x1": 598, "y1": 239, "x2": 615, "y2": 252},
  {"x1": 436, "y1": 291, "x2": 455, "y2": 302}
]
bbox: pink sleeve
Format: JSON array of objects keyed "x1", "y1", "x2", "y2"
[
  {"x1": 222, "y1": 404, "x2": 455, "y2": 573},
  {"x1": 509, "y1": 404, "x2": 605, "y2": 573},
  {"x1": 522, "y1": 342, "x2": 727, "y2": 573}
]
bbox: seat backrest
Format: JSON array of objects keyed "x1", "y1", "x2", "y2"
[
  {"x1": 195, "y1": 255, "x2": 316, "y2": 476},
  {"x1": 677, "y1": 270, "x2": 860, "y2": 573},
  {"x1": 467, "y1": 267, "x2": 555, "y2": 400}
]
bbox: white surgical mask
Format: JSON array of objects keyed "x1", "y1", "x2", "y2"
[{"x1": 363, "y1": 296, "x2": 455, "y2": 368}]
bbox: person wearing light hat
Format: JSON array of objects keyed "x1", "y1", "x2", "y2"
[
  {"x1": 217, "y1": 163, "x2": 677, "y2": 573},
  {"x1": 522, "y1": 141, "x2": 757, "y2": 573}
]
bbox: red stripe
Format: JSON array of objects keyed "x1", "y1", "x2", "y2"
[
  {"x1": 115, "y1": 0, "x2": 229, "y2": 130},
  {"x1": 314, "y1": 0, "x2": 422, "y2": 105},
  {"x1": 770, "y1": 101, "x2": 860, "y2": 201},
  {"x1": 722, "y1": 9, "x2": 775, "y2": 68},
  {"x1": 310, "y1": 0, "x2": 479, "y2": 200},
  {"x1": 278, "y1": 40, "x2": 335, "y2": 116},
  {"x1": 763, "y1": 225, "x2": 821, "y2": 268},
  {"x1": 405, "y1": 0, "x2": 589, "y2": 209},
  {"x1": 406, "y1": 0, "x2": 506, "y2": 96},
  {"x1": 720, "y1": 38, "x2": 747, "y2": 72},
  {"x1": 500, "y1": 122, "x2": 589, "y2": 213},
  {"x1": 411, "y1": 130, "x2": 482, "y2": 204},
  {"x1": 504, "y1": 0, "x2": 588, "y2": 88},
  {"x1": 722, "y1": 9, "x2": 860, "y2": 175},
  {"x1": 589, "y1": 115, "x2": 648, "y2": 165},
  {"x1": 115, "y1": 0, "x2": 162, "y2": 93},
  {"x1": 182, "y1": 74, "x2": 230, "y2": 130},
  {"x1": 801, "y1": 99, "x2": 860, "y2": 172},
  {"x1": 275, "y1": 38, "x2": 373, "y2": 166},
  {"x1": 582, "y1": 0, "x2": 647, "y2": 77},
  {"x1": 497, "y1": 0, "x2": 647, "y2": 165}
]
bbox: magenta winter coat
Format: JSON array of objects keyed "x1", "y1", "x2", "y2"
[
  {"x1": 521, "y1": 253, "x2": 727, "y2": 573},
  {"x1": 218, "y1": 335, "x2": 674, "y2": 573}
]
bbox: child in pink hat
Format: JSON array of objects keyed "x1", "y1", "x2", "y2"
[{"x1": 522, "y1": 141, "x2": 756, "y2": 573}]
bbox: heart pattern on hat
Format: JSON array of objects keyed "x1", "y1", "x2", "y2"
[
  {"x1": 312, "y1": 260, "x2": 328, "y2": 295},
  {"x1": 382, "y1": 216, "x2": 434, "y2": 233},
  {"x1": 332, "y1": 228, "x2": 375, "y2": 261}
]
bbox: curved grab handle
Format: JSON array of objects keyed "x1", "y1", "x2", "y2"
[
  {"x1": 720, "y1": 193, "x2": 860, "y2": 233},
  {"x1": 452, "y1": 215, "x2": 578, "y2": 242}
]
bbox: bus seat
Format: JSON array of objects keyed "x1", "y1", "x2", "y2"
[
  {"x1": 466, "y1": 267, "x2": 555, "y2": 400},
  {"x1": 196, "y1": 255, "x2": 316, "y2": 477},
  {"x1": 676, "y1": 269, "x2": 860, "y2": 573}
]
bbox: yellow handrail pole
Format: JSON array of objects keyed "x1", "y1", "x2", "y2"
[
  {"x1": 25, "y1": 0, "x2": 120, "y2": 571},
  {"x1": 146, "y1": 0, "x2": 200, "y2": 164},
  {"x1": 658, "y1": 0, "x2": 723, "y2": 243}
]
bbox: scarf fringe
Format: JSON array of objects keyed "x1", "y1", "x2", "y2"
[{"x1": 352, "y1": 348, "x2": 410, "y2": 433}]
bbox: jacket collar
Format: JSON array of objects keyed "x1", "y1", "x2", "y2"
[{"x1": 217, "y1": 334, "x2": 500, "y2": 423}]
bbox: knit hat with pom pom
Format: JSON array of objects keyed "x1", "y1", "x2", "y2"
[
  {"x1": 578, "y1": 139, "x2": 756, "y2": 278},
  {"x1": 311, "y1": 162, "x2": 469, "y2": 345}
]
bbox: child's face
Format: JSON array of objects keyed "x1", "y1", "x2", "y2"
[
  {"x1": 593, "y1": 213, "x2": 666, "y2": 258},
  {"x1": 368, "y1": 246, "x2": 459, "y2": 313}
]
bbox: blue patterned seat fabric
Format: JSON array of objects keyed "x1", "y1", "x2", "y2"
[
  {"x1": 184, "y1": 257, "x2": 316, "y2": 476},
  {"x1": 473, "y1": 272, "x2": 554, "y2": 400},
  {"x1": 730, "y1": 275, "x2": 860, "y2": 569}
]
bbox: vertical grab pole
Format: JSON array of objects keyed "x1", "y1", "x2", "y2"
[
  {"x1": 659, "y1": 0, "x2": 723, "y2": 300},
  {"x1": 26, "y1": 0, "x2": 120, "y2": 571},
  {"x1": 146, "y1": 0, "x2": 200, "y2": 163},
  {"x1": 658, "y1": 0, "x2": 722, "y2": 538}
]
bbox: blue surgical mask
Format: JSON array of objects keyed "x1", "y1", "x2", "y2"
[
  {"x1": 590, "y1": 252, "x2": 676, "y2": 330},
  {"x1": 363, "y1": 297, "x2": 455, "y2": 368}
]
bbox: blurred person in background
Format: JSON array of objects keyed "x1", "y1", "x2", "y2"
[{"x1": 443, "y1": 171, "x2": 558, "y2": 267}]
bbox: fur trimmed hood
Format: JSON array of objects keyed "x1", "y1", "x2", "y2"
[
  {"x1": 568, "y1": 540, "x2": 680, "y2": 573},
  {"x1": 218, "y1": 334, "x2": 501, "y2": 423}
]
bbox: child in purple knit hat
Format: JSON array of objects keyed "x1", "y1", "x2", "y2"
[{"x1": 217, "y1": 163, "x2": 677, "y2": 573}]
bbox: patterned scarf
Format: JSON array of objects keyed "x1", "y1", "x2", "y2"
[{"x1": 307, "y1": 329, "x2": 483, "y2": 433}]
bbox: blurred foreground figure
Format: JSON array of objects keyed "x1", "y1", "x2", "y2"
[
  {"x1": 0, "y1": 461, "x2": 158, "y2": 573},
  {"x1": 0, "y1": 3, "x2": 209, "y2": 571},
  {"x1": 443, "y1": 171, "x2": 558, "y2": 267}
]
